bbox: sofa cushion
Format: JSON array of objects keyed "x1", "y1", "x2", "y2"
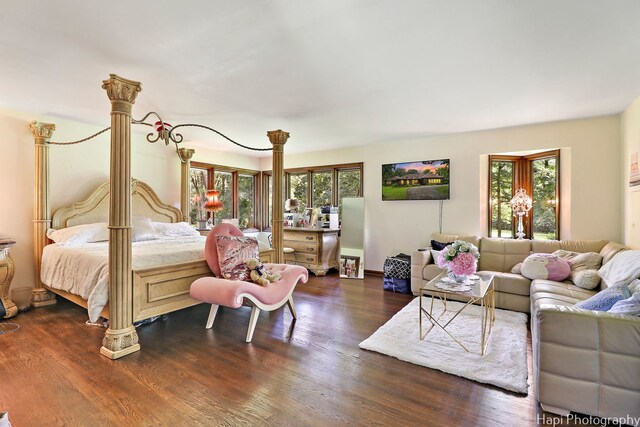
[
  {"x1": 575, "y1": 286, "x2": 631, "y2": 311},
  {"x1": 430, "y1": 239, "x2": 453, "y2": 250},
  {"x1": 531, "y1": 239, "x2": 608, "y2": 254},
  {"x1": 430, "y1": 232, "x2": 479, "y2": 249},
  {"x1": 531, "y1": 279, "x2": 598, "y2": 301},
  {"x1": 599, "y1": 249, "x2": 640, "y2": 287},
  {"x1": 479, "y1": 271, "x2": 531, "y2": 296},
  {"x1": 599, "y1": 241, "x2": 627, "y2": 265},
  {"x1": 521, "y1": 253, "x2": 571, "y2": 281},
  {"x1": 423, "y1": 263, "x2": 445, "y2": 281},
  {"x1": 478, "y1": 238, "x2": 531, "y2": 273},
  {"x1": 529, "y1": 279, "x2": 596, "y2": 312},
  {"x1": 608, "y1": 293, "x2": 640, "y2": 316},
  {"x1": 570, "y1": 269, "x2": 601, "y2": 290}
]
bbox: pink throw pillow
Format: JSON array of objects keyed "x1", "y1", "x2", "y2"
[
  {"x1": 215, "y1": 235, "x2": 259, "y2": 281},
  {"x1": 521, "y1": 253, "x2": 571, "y2": 281}
]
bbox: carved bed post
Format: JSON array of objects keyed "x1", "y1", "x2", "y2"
[
  {"x1": 267, "y1": 130, "x2": 289, "y2": 264},
  {"x1": 100, "y1": 74, "x2": 142, "y2": 359},
  {"x1": 178, "y1": 148, "x2": 195, "y2": 223},
  {"x1": 29, "y1": 121, "x2": 57, "y2": 307}
]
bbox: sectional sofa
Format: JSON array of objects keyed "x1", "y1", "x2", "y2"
[{"x1": 410, "y1": 232, "x2": 640, "y2": 423}]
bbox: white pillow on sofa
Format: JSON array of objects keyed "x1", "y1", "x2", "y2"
[
  {"x1": 430, "y1": 249, "x2": 441, "y2": 265},
  {"x1": 47, "y1": 223, "x2": 108, "y2": 246},
  {"x1": 599, "y1": 249, "x2": 640, "y2": 287}
]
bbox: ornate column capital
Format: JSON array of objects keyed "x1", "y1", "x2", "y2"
[
  {"x1": 178, "y1": 148, "x2": 195, "y2": 162},
  {"x1": 267, "y1": 129, "x2": 290, "y2": 147},
  {"x1": 29, "y1": 122, "x2": 56, "y2": 140},
  {"x1": 101, "y1": 74, "x2": 142, "y2": 104}
]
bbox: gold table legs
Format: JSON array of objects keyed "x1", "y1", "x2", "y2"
[{"x1": 419, "y1": 286, "x2": 495, "y2": 356}]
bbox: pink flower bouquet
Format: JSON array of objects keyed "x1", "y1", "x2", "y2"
[{"x1": 437, "y1": 240, "x2": 480, "y2": 279}]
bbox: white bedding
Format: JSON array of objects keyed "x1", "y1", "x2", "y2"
[{"x1": 41, "y1": 235, "x2": 206, "y2": 321}]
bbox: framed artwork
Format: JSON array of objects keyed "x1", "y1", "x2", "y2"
[
  {"x1": 630, "y1": 151, "x2": 640, "y2": 190},
  {"x1": 339, "y1": 255, "x2": 360, "y2": 279},
  {"x1": 382, "y1": 159, "x2": 450, "y2": 200}
]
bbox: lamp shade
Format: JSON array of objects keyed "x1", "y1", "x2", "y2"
[
  {"x1": 285, "y1": 198, "x2": 300, "y2": 212},
  {"x1": 204, "y1": 189, "x2": 224, "y2": 213},
  {"x1": 510, "y1": 188, "x2": 532, "y2": 216}
]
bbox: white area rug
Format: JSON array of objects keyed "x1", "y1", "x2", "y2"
[{"x1": 359, "y1": 297, "x2": 529, "y2": 394}]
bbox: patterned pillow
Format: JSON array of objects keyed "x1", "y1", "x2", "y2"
[
  {"x1": 521, "y1": 253, "x2": 571, "y2": 281},
  {"x1": 215, "y1": 235, "x2": 259, "y2": 281},
  {"x1": 575, "y1": 286, "x2": 631, "y2": 311}
]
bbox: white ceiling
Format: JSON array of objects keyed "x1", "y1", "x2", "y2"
[{"x1": 1, "y1": 1, "x2": 639, "y2": 156}]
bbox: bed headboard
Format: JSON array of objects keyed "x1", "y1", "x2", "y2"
[{"x1": 52, "y1": 179, "x2": 182, "y2": 229}]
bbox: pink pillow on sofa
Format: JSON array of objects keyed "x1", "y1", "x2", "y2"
[
  {"x1": 216, "y1": 235, "x2": 259, "y2": 281},
  {"x1": 521, "y1": 253, "x2": 571, "y2": 281}
]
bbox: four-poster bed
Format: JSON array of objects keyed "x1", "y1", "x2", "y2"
[{"x1": 29, "y1": 74, "x2": 289, "y2": 359}]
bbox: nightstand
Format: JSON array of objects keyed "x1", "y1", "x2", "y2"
[
  {"x1": 196, "y1": 228, "x2": 210, "y2": 237},
  {"x1": 0, "y1": 239, "x2": 18, "y2": 319}
]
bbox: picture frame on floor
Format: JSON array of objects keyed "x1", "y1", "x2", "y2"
[{"x1": 340, "y1": 255, "x2": 360, "y2": 279}]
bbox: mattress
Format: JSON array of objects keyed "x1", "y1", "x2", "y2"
[{"x1": 41, "y1": 235, "x2": 206, "y2": 321}]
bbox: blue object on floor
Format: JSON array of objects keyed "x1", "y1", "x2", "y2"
[{"x1": 383, "y1": 277, "x2": 411, "y2": 294}]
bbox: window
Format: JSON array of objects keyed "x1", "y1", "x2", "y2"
[
  {"x1": 214, "y1": 170, "x2": 233, "y2": 221},
  {"x1": 238, "y1": 174, "x2": 255, "y2": 229},
  {"x1": 337, "y1": 168, "x2": 362, "y2": 209},
  {"x1": 312, "y1": 170, "x2": 333, "y2": 207},
  {"x1": 287, "y1": 173, "x2": 308, "y2": 211},
  {"x1": 189, "y1": 168, "x2": 208, "y2": 224},
  {"x1": 488, "y1": 150, "x2": 559, "y2": 240},
  {"x1": 189, "y1": 163, "x2": 259, "y2": 229},
  {"x1": 490, "y1": 161, "x2": 514, "y2": 238}
]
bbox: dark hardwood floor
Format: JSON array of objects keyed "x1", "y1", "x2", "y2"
[{"x1": 0, "y1": 273, "x2": 593, "y2": 426}]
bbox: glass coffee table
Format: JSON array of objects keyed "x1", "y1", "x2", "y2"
[{"x1": 419, "y1": 272, "x2": 495, "y2": 355}]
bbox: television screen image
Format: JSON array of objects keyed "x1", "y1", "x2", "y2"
[{"x1": 382, "y1": 159, "x2": 450, "y2": 201}]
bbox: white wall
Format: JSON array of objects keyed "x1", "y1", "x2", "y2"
[
  {"x1": 622, "y1": 96, "x2": 640, "y2": 248},
  {"x1": 0, "y1": 108, "x2": 259, "y2": 293},
  {"x1": 265, "y1": 115, "x2": 622, "y2": 271}
]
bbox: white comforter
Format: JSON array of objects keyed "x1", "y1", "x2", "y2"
[{"x1": 41, "y1": 235, "x2": 206, "y2": 321}]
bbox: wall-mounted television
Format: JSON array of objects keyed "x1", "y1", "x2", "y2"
[{"x1": 382, "y1": 159, "x2": 450, "y2": 201}]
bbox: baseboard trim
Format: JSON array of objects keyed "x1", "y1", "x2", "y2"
[{"x1": 364, "y1": 269, "x2": 384, "y2": 277}]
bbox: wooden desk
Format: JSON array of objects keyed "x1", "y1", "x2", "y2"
[{"x1": 284, "y1": 227, "x2": 339, "y2": 276}]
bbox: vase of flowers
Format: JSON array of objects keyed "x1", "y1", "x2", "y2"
[{"x1": 436, "y1": 240, "x2": 480, "y2": 283}]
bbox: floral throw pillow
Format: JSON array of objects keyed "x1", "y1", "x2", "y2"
[{"x1": 216, "y1": 235, "x2": 259, "y2": 281}]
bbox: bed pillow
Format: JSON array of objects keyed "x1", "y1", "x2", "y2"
[
  {"x1": 153, "y1": 221, "x2": 200, "y2": 238},
  {"x1": 430, "y1": 240, "x2": 453, "y2": 251},
  {"x1": 132, "y1": 217, "x2": 159, "y2": 242},
  {"x1": 575, "y1": 285, "x2": 631, "y2": 311},
  {"x1": 216, "y1": 235, "x2": 259, "y2": 281},
  {"x1": 599, "y1": 249, "x2": 640, "y2": 287},
  {"x1": 47, "y1": 223, "x2": 108, "y2": 246},
  {"x1": 521, "y1": 253, "x2": 571, "y2": 281}
]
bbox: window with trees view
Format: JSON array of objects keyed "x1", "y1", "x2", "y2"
[
  {"x1": 489, "y1": 150, "x2": 559, "y2": 240},
  {"x1": 312, "y1": 171, "x2": 333, "y2": 207},
  {"x1": 189, "y1": 163, "x2": 259, "y2": 229},
  {"x1": 265, "y1": 163, "x2": 362, "y2": 228},
  {"x1": 287, "y1": 173, "x2": 308, "y2": 212}
]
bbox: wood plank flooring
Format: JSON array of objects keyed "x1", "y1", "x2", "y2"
[{"x1": 0, "y1": 273, "x2": 595, "y2": 426}]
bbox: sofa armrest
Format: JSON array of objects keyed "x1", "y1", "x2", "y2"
[{"x1": 533, "y1": 304, "x2": 640, "y2": 420}]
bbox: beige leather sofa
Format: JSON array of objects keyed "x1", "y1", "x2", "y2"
[{"x1": 411, "y1": 232, "x2": 640, "y2": 423}]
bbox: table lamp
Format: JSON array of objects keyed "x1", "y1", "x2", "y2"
[{"x1": 510, "y1": 188, "x2": 532, "y2": 240}]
